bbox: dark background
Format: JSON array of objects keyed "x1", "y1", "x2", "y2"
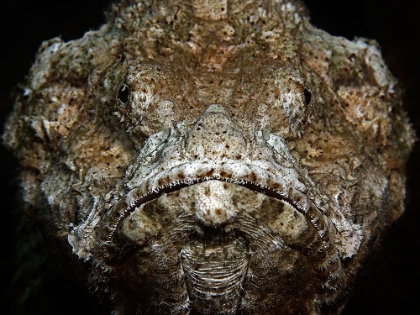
[{"x1": 0, "y1": 0, "x2": 419, "y2": 314}]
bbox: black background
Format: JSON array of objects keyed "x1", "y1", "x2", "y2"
[{"x1": 0, "y1": 0, "x2": 419, "y2": 314}]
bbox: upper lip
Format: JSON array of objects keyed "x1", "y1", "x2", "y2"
[
  {"x1": 125, "y1": 159, "x2": 309, "y2": 211},
  {"x1": 102, "y1": 160, "x2": 312, "y2": 245}
]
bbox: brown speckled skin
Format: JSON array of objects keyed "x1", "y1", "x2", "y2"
[{"x1": 3, "y1": 0, "x2": 414, "y2": 314}]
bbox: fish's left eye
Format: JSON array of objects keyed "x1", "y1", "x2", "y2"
[{"x1": 303, "y1": 88, "x2": 311, "y2": 105}]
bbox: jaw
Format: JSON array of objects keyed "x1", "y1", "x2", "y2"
[{"x1": 97, "y1": 180, "x2": 343, "y2": 315}]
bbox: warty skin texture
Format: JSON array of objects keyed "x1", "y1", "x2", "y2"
[{"x1": 3, "y1": 0, "x2": 415, "y2": 314}]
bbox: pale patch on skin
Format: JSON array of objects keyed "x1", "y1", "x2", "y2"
[
  {"x1": 266, "y1": 199, "x2": 309, "y2": 241},
  {"x1": 3, "y1": 0, "x2": 414, "y2": 314},
  {"x1": 190, "y1": 180, "x2": 237, "y2": 226}
]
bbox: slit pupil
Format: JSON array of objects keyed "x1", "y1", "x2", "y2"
[
  {"x1": 304, "y1": 88, "x2": 311, "y2": 105},
  {"x1": 118, "y1": 84, "x2": 129, "y2": 104}
]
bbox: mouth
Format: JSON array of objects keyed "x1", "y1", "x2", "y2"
[
  {"x1": 102, "y1": 160, "x2": 314, "y2": 245},
  {"x1": 96, "y1": 163, "x2": 341, "y2": 314},
  {"x1": 98, "y1": 158, "x2": 334, "y2": 273},
  {"x1": 110, "y1": 177, "x2": 293, "y2": 314}
]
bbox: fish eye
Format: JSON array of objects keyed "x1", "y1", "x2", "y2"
[
  {"x1": 303, "y1": 88, "x2": 311, "y2": 105},
  {"x1": 117, "y1": 82, "x2": 130, "y2": 105}
]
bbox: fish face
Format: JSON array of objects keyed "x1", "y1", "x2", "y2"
[{"x1": 4, "y1": 1, "x2": 414, "y2": 314}]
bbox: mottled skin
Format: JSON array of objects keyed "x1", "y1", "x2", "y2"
[{"x1": 3, "y1": 0, "x2": 414, "y2": 314}]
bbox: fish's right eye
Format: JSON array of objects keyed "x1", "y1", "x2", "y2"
[{"x1": 117, "y1": 82, "x2": 130, "y2": 105}]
